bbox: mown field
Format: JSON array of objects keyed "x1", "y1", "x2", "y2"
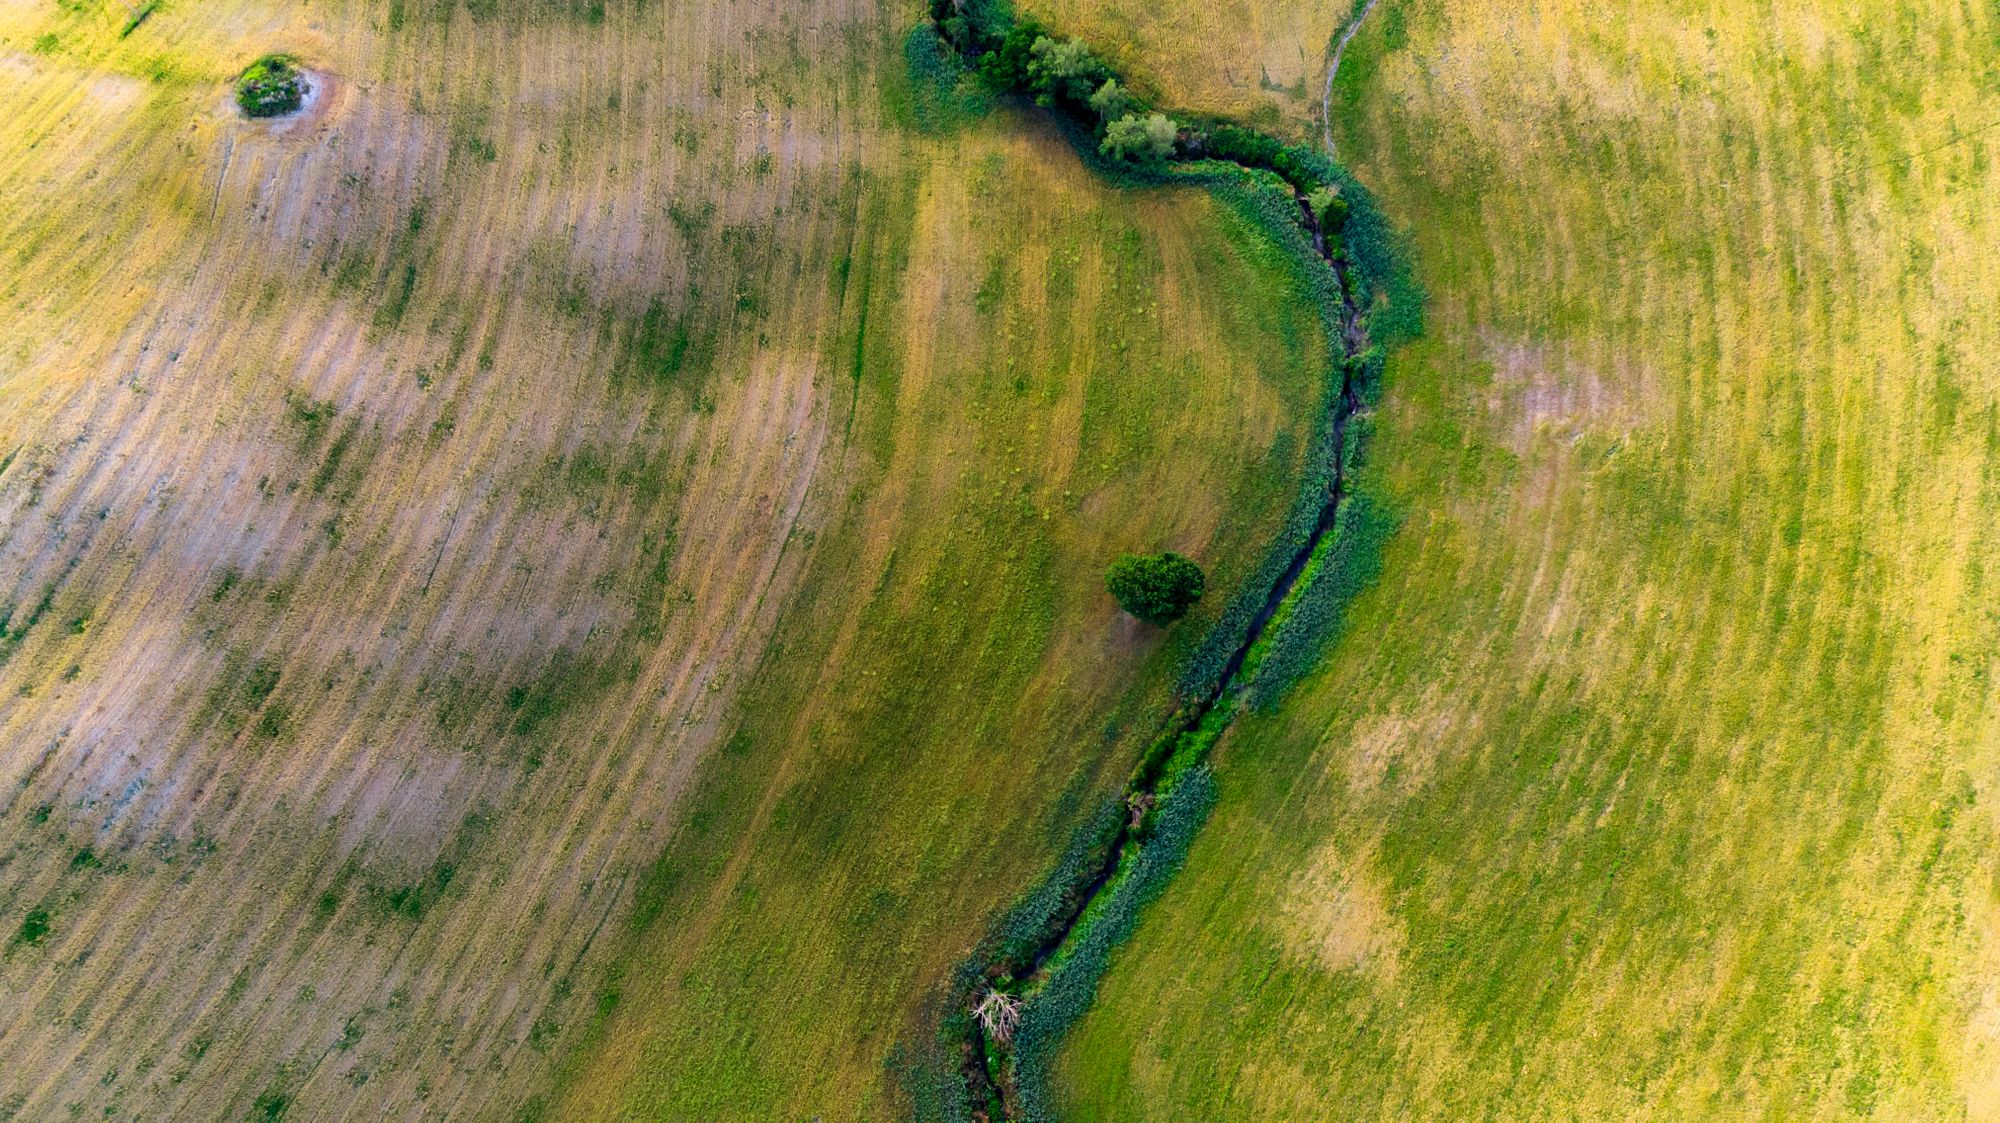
[
  {"x1": 0, "y1": 0, "x2": 1330, "y2": 1117},
  {"x1": 1059, "y1": 0, "x2": 2000, "y2": 1117},
  {"x1": 1024, "y1": 0, "x2": 1351, "y2": 137},
  {"x1": 549, "y1": 112, "x2": 1334, "y2": 1118}
]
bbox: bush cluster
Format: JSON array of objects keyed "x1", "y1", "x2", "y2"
[
  {"x1": 236, "y1": 54, "x2": 306, "y2": 118},
  {"x1": 892, "y1": 798, "x2": 1125, "y2": 1123},
  {"x1": 933, "y1": 3, "x2": 1188, "y2": 167}
]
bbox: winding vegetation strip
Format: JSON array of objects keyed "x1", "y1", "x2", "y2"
[
  {"x1": 899, "y1": 7, "x2": 1419, "y2": 1120},
  {"x1": 1322, "y1": 0, "x2": 1383, "y2": 157}
]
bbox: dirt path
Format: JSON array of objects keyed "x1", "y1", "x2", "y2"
[{"x1": 1322, "y1": 0, "x2": 1384, "y2": 156}]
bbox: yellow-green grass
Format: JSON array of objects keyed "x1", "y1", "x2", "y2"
[
  {"x1": 0, "y1": 0, "x2": 1332, "y2": 1117},
  {"x1": 551, "y1": 110, "x2": 1333, "y2": 1118},
  {"x1": 1057, "y1": 0, "x2": 2000, "y2": 1116}
]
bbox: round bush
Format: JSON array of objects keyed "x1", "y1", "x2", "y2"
[
  {"x1": 237, "y1": 54, "x2": 306, "y2": 118},
  {"x1": 1105, "y1": 551, "x2": 1206, "y2": 624}
]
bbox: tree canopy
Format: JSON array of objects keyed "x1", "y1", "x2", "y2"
[
  {"x1": 1105, "y1": 552, "x2": 1207, "y2": 624},
  {"x1": 1100, "y1": 112, "x2": 1178, "y2": 163}
]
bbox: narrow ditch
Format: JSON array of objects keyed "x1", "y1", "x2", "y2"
[{"x1": 921, "y1": 9, "x2": 1389, "y2": 1119}]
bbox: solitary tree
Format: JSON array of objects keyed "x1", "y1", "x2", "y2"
[
  {"x1": 1105, "y1": 551, "x2": 1206, "y2": 624},
  {"x1": 1100, "y1": 112, "x2": 1178, "y2": 163}
]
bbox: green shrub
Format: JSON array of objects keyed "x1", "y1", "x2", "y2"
[
  {"x1": 900, "y1": 25, "x2": 989, "y2": 133},
  {"x1": 1087, "y1": 78, "x2": 1131, "y2": 122},
  {"x1": 1026, "y1": 36, "x2": 1111, "y2": 109},
  {"x1": 1099, "y1": 112, "x2": 1178, "y2": 163},
  {"x1": 236, "y1": 54, "x2": 306, "y2": 118},
  {"x1": 977, "y1": 16, "x2": 1045, "y2": 92},
  {"x1": 892, "y1": 797, "x2": 1124, "y2": 1123},
  {"x1": 1248, "y1": 489, "x2": 1398, "y2": 708},
  {"x1": 13, "y1": 905, "x2": 52, "y2": 948},
  {"x1": 118, "y1": 0, "x2": 158, "y2": 37},
  {"x1": 935, "y1": 0, "x2": 1013, "y2": 56},
  {"x1": 1105, "y1": 551, "x2": 1205, "y2": 623},
  {"x1": 1307, "y1": 184, "x2": 1348, "y2": 232}
]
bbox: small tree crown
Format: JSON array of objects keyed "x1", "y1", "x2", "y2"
[{"x1": 1105, "y1": 551, "x2": 1206, "y2": 624}]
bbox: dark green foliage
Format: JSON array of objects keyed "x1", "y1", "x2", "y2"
[
  {"x1": 935, "y1": 0, "x2": 1015, "y2": 57},
  {"x1": 235, "y1": 54, "x2": 306, "y2": 118},
  {"x1": 284, "y1": 391, "x2": 336, "y2": 453},
  {"x1": 893, "y1": 799, "x2": 1124, "y2": 1123},
  {"x1": 975, "y1": 16, "x2": 1046, "y2": 93},
  {"x1": 1331, "y1": 168, "x2": 1425, "y2": 347},
  {"x1": 251, "y1": 1087, "x2": 289, "y2": 1120},
  {"x1": 1009, "y1": 767, "x2": 1217, "y2": 1121},
  {"x1": 1201, "y1": 123, "x2": 1282, "y2": 169},
  {"x1": 898, "y1": 10, "x2": 1424, "y2": 1112},
  {"x1": 620, "y1": 297, "x2": 712, "y2": 391},
  {"x1": 898, "y1": 26, "x2": 989, "y2": 133},
  {"x1": 1026, "y1": 36, "x2": 1112, "y2": 110},
  {"x1": 1087, "y1": 79, "x2": 1136, "y2": 129},
  {"x1": 13, "y1": 906, "x2": 51, "y2": 948},
  {"x1": 1175, "y1": 168, "x2": 1350, "y2": 699},
  {"x1": 502, "y1": 648, "x2": 632, "y2": 739},
  {"x1": 1099, "y1": 112, "x2": 1177, "y2": 164},
  {"x1": 1105, "y1": 552, "x2": 1206, "y2": 624},
  {"x1": 309, "y1": 418, "x2": 363, "y2": 497},
  {"x1": 373, "y1": 858, "x2": 457, "y2": 921},
  {"x1": 1248, "y1": 490, "x2": 1398, "y2": 708},
  {"x1": 197, "y1": 649, "x2": 282, "y2": 735},
  {"x1": 983, "y1": 799, "x2": 1125, "y2": 972}
]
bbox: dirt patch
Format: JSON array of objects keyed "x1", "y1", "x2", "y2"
[
  {"x1": 1481, "y1": 328, "x2": 1654, "y2": 453},
  {"x1": 1279, "y1": 840, "x2": 1403, "y2": 981},
  {"x1": 1342, "y1": 688, "x2": 1457, "y2": 799}
]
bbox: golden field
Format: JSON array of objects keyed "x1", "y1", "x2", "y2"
[{"x1": 1058, "y1": 0, "x2": 2000, "y2": 1117}]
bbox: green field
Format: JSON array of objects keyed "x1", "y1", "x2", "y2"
[
  {"x1": 1057, "y1": 0, "x2": 2000, "y2": 1116},
  {"x1": 0, "y1": 0, "x2": 1329, "y2": 1116},
  {"x1": 551, "y1": 113, "x2": 1334, "y2": 1117},
  {"x1": 5, "y1": 0, "x2": 1997, "y2": 1116}
]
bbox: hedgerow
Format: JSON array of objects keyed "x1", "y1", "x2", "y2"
[
  {"x1": 1174, "y1": 168, "x2": 1347, "y2": 701},
  {"x1": 1247, "y1": 489, "x2": 1399, "y2": 709},
  {"x1": 893, "y1": 797, "x2": 1125, "y2": 1122},
  {"x1": 1007, "y1": 766, "x2": 1218, "y2": 1122},
  {"x1": 890, "y1": 5, "x2": 1423, "y2": 1113}
]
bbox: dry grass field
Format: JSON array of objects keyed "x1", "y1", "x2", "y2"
[
  {"x1": 0, "y1": 0, "x2": 867, "y2": 1114},
  {"x1": 1058, "y1": 0, "x2": 2000, "y2": 1117},
  {"x1": 15, "y1": 0, "x2": 1984, "y2": 1115},
  {"x1": 0, "y1": 0, "x2": 1330, "y2": 1118},
  {"x1": 1023, "y1": 0, "x2": 1350, "y2": 137}
]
